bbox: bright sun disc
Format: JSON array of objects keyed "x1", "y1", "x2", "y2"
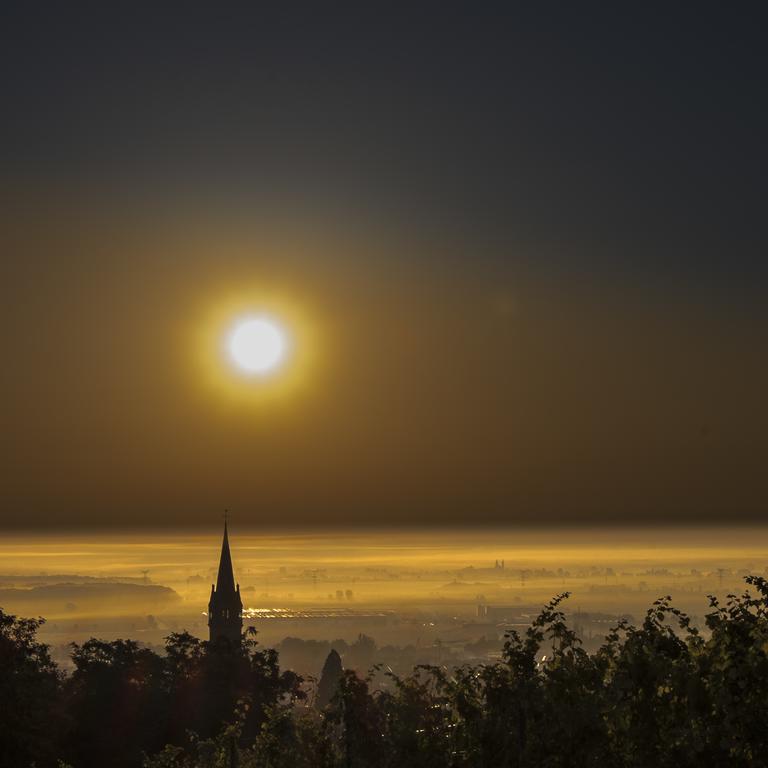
[{"x1": 227, "y1": 317, "x2": 287, "y2": 375}]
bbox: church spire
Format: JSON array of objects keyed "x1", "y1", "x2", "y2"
[
  {"x1": 215, "y1": 513, "x2": 236, "y2": 595},
  {"x1": 208, "y1": 511, "x2": 243, "y2": 647}
]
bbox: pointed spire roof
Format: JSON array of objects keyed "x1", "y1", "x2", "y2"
[{"x1": 215, "y1": 515, "x2": 236, "y2": 594}]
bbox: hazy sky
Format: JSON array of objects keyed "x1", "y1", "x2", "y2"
[{"x1": 1, "y1": 5, "x2": 766, "y2": 528}]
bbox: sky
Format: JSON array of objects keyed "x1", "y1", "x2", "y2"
[{"x1": 1, "y1": 5, "x2": 766, "y2": 528}]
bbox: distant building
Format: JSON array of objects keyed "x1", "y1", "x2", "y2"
[
  {"x1": 208, "y1": 519, "x2": 243, "y2": 647},
  {"x1": 315, "y1": 649, "x2": 343, "y2": 709}
]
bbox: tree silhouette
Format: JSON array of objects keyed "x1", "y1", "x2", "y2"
[
  {"x1": 6, "y1": 577, "x2": 768, "y2": 768},
  {"x1": 0, "y1": 609, "x2": 61, "y2": 768}
]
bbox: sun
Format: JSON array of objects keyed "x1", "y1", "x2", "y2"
[
  {"x1": 226, "y1": 316, "x2": 288, "y2": 375},
  {"x1": 195, "y1": 292, "x2": 317, "y2": 402}
]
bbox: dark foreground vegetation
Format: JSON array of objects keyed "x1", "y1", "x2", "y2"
[{"x1": 3, "y1": 577, "x2": 768, "y2": 768}]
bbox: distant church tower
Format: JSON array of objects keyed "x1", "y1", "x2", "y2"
[{"x1": 208, "y1": 517, "x2": 243, "y2": 647}]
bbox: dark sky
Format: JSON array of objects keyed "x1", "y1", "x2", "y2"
[{"x1": 1, "y1": 4, "x2": 766, "y2": 528}]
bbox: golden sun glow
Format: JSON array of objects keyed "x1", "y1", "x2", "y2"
[
  {"x1": 191, "y1": 287, "x2": 322, "y2": 406},
  {"x1": 227, "y1": 316, "x2": 288, "y2": 375}
]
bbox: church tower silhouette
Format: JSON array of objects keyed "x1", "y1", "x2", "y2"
[{"x1": 208, "y1": 516, "x2": 243, "y2": 647}]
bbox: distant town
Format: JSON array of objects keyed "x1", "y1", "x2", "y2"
[{"x1": 2, "y1": 527, "x2": 765, "y2": 683}]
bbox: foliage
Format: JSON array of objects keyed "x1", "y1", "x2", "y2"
[
  {"x1": 0, "y1": 610, "x2": 61, "y2": 767},
  {"x1": 5, "y1": 577, "x2": 768, "y2": 767}
]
